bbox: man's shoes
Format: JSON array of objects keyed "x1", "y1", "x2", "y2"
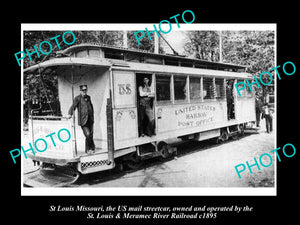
[{"x1": 87, "y1": 149, "x2": 95, "y2": 154}]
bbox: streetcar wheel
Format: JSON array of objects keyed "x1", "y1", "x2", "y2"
[
  {"x1": 158, "y1": 142, "x2": 170, "y2": 159},
  {"x1": 218, "y1": 129, "x2": 229, "y2": 142},
  {"x1": 123, "y1": 152, "x2": 142, "y2": 170},
  {"x1": 125, "y1": 160, "x2": 142, "y2": 170},
  {"x1": 239, "y1": 123, "x2": 245, "y2": 136},
  {"x1": 113, "y1": 162, "x2": 124, "y2": 172}
]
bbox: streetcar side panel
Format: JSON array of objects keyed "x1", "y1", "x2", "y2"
[
  {"x1": 27, "y1": 118, "x2": 76, "y2": 162},
  {"x1": 111, "y1": 69, "x2": 139, "y2": 151},
  {"x1": 235, "y1": 97, "x2": 256, "y2": 122},
  {"x1": 156, "y1": 100, "x2": 227, "y2": 137},
  {"x1": 111, "y1": 69, "x2": 256, "y2": 150}
]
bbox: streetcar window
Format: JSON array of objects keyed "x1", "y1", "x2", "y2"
[
  {"x1": 189, "y1": 77, "x2": 201, "y2": 100},
  {"x1": 174, "y1": 76, "x2": 187, "y2": 101},
  {"x1": 88, "y1": 49, "x2": 100, "y2": 58},
  {"x1": 76, "y1": 50, "x2": 88, "y2": 58},
  {"x1": 156, "y1": 75, "x2": 171, "y2": 101},
  {"x1": 203, "y1": 77, "x2": 214, "y2": 100},
  {"x1": 181, "y1": 60, "x2": 194, "y2": 67},
  {"x1": 104, "y1": 49, "x2": 124, "y2": 60},
  {"x1": 237, "y1": 79, "x2": 245, "y2": 97},
  {"x1": 245, "y1": 81, "x2": 253, "y2": 97},
  {"x1": 165, "y1": 58, "x2": 179, "y2": 66},
  {"x1": 215, "y1": 78, "x2": 225, "y2": 100}
]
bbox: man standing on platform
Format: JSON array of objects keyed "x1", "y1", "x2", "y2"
[{"x1": 68, "y1": 85, "x2": 95, "y2": 154}]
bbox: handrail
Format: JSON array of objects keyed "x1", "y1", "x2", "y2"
[
  {"x1": 30, "y1": 107, "x2": 42, "y2": 116},
  {"x1": 31, "y1": 115, "x2": 69, "y2": 120}
]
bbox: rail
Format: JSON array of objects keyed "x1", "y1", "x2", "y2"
[{"x1": 31, "y1": 115, "x2": 69, "y2": 120}]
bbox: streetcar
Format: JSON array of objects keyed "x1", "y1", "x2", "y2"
[{"x1": 24, "y1": 43, "x2": 255, "y2": 183}]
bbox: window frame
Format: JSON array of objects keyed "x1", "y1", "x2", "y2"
[
  {"x1": 173, "y1": 74, "x2": 188, "y2": 103},
  {"x1": 202, "y1": 76, "x2": 215, "y2": 101},
  {"x1": 215, "y1": 77, "x2": 226, "y2": 100},
  {"x1": 155, "y1": 74, "x2": 172, "y2": 105},
  {"x1": 189, "y1": 76, "x2": 203, "y2": 103},
  {"x1": 236, "y1": 79, "x2": 246, "y2": 99},
  {"x1": 154, "y1": 73, "x2": 246, "y2": 105},
  {"x1": 245, "y1": 79, "x2": 254, "y2": 98}
]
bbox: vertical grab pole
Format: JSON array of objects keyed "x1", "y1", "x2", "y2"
[
  {"x1": 106, "y1": 91, "x2": 114, "y2": 166},
  {"x1": 71, "y1": 65, "x2": 78, "y2": 157},
  {"x1": 107, "y1": 67, "x2": 115, "y2": 166},
  {"x1": 219, "y1": 30, "x2": 222, "y2": 63}
]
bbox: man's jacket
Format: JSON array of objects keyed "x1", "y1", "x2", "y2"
[{"x1": 68, "y1": 94, "x2": 94, "y2": 126}]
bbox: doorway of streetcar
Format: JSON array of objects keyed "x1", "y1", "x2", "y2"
[
  {"x1": 226, "y1": 79, "x2": 235, "y2": 120},
  {"x1": 136, "y1": 73, "x2": 155, "y2": 137}
]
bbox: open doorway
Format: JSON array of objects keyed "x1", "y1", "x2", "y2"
[
  {"x1": 226, "y1": 79, "x2": 235, "y2": 120},
  {"x1": 136, "y1": 73, "x2": 155, "y2": 137}
]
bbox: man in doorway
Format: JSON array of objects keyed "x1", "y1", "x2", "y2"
[
  {"x1": 68, "y1": 85, "x2": 95, "y2": 154},
  {"x1": 226, "y1": 80, "x2": 235, "y2": 120},
  {"x1": 138, "y1": 77, "x2": 155, "y2": 137}
]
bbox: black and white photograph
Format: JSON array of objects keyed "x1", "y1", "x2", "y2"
[
  {"x1": 21, "y1": 24, "x2": 276, "y2": 195},
  {"x1": 4, "y1": 4, "x2": 299, "y2": 224}
]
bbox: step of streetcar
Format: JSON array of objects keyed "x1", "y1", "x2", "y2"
[{"x1": 140, "y1": 151, "x2": 161, "y2": 160}]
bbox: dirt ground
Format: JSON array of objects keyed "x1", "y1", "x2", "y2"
[{"x1": 76, "y1": 130, "x2": 275, "y2": 188}]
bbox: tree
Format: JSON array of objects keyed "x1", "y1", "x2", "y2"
[
  {"x1": 222, "y1": 31, "x2": 275, "y2": 100},
  {"x1": 127, "y1": 31, "x2": 164, "y2": 53},
  {"x1": 23, "y1": 30, "x2": 124, "y2": 68},
  {"x1": 222, "y1": 30, "x2": 275, "y2": 74},
  {"x1": 184, "y1": 30, "x2": 275, "y2": 100},
  {"x1": 74, "y1": 31, "x2": 123, "y2": 46},
  {"x1": 184, "y1": 30, "x2": 275, "y2": 73},
  {"x1": 184, "y1": 31, "x2": 220, "y2": 61}
]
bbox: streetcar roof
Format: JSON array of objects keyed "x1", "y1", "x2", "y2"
[
  {"x1": 23, "y1": 57, "x2": 111, "y2": 73},
  {"x1": 60, "y1": 43, "x2": 248, "y2": 71},
  {"x1": 24, "y1": 56, "x2": 251, "y2": 79},
  {"x1": 24, "y1": 43, "x2": 251, "y2": 79}
]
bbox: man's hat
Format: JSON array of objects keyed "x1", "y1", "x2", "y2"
[{"x1": 80, "y1": 85, "x2": 87, "y2": 91}]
